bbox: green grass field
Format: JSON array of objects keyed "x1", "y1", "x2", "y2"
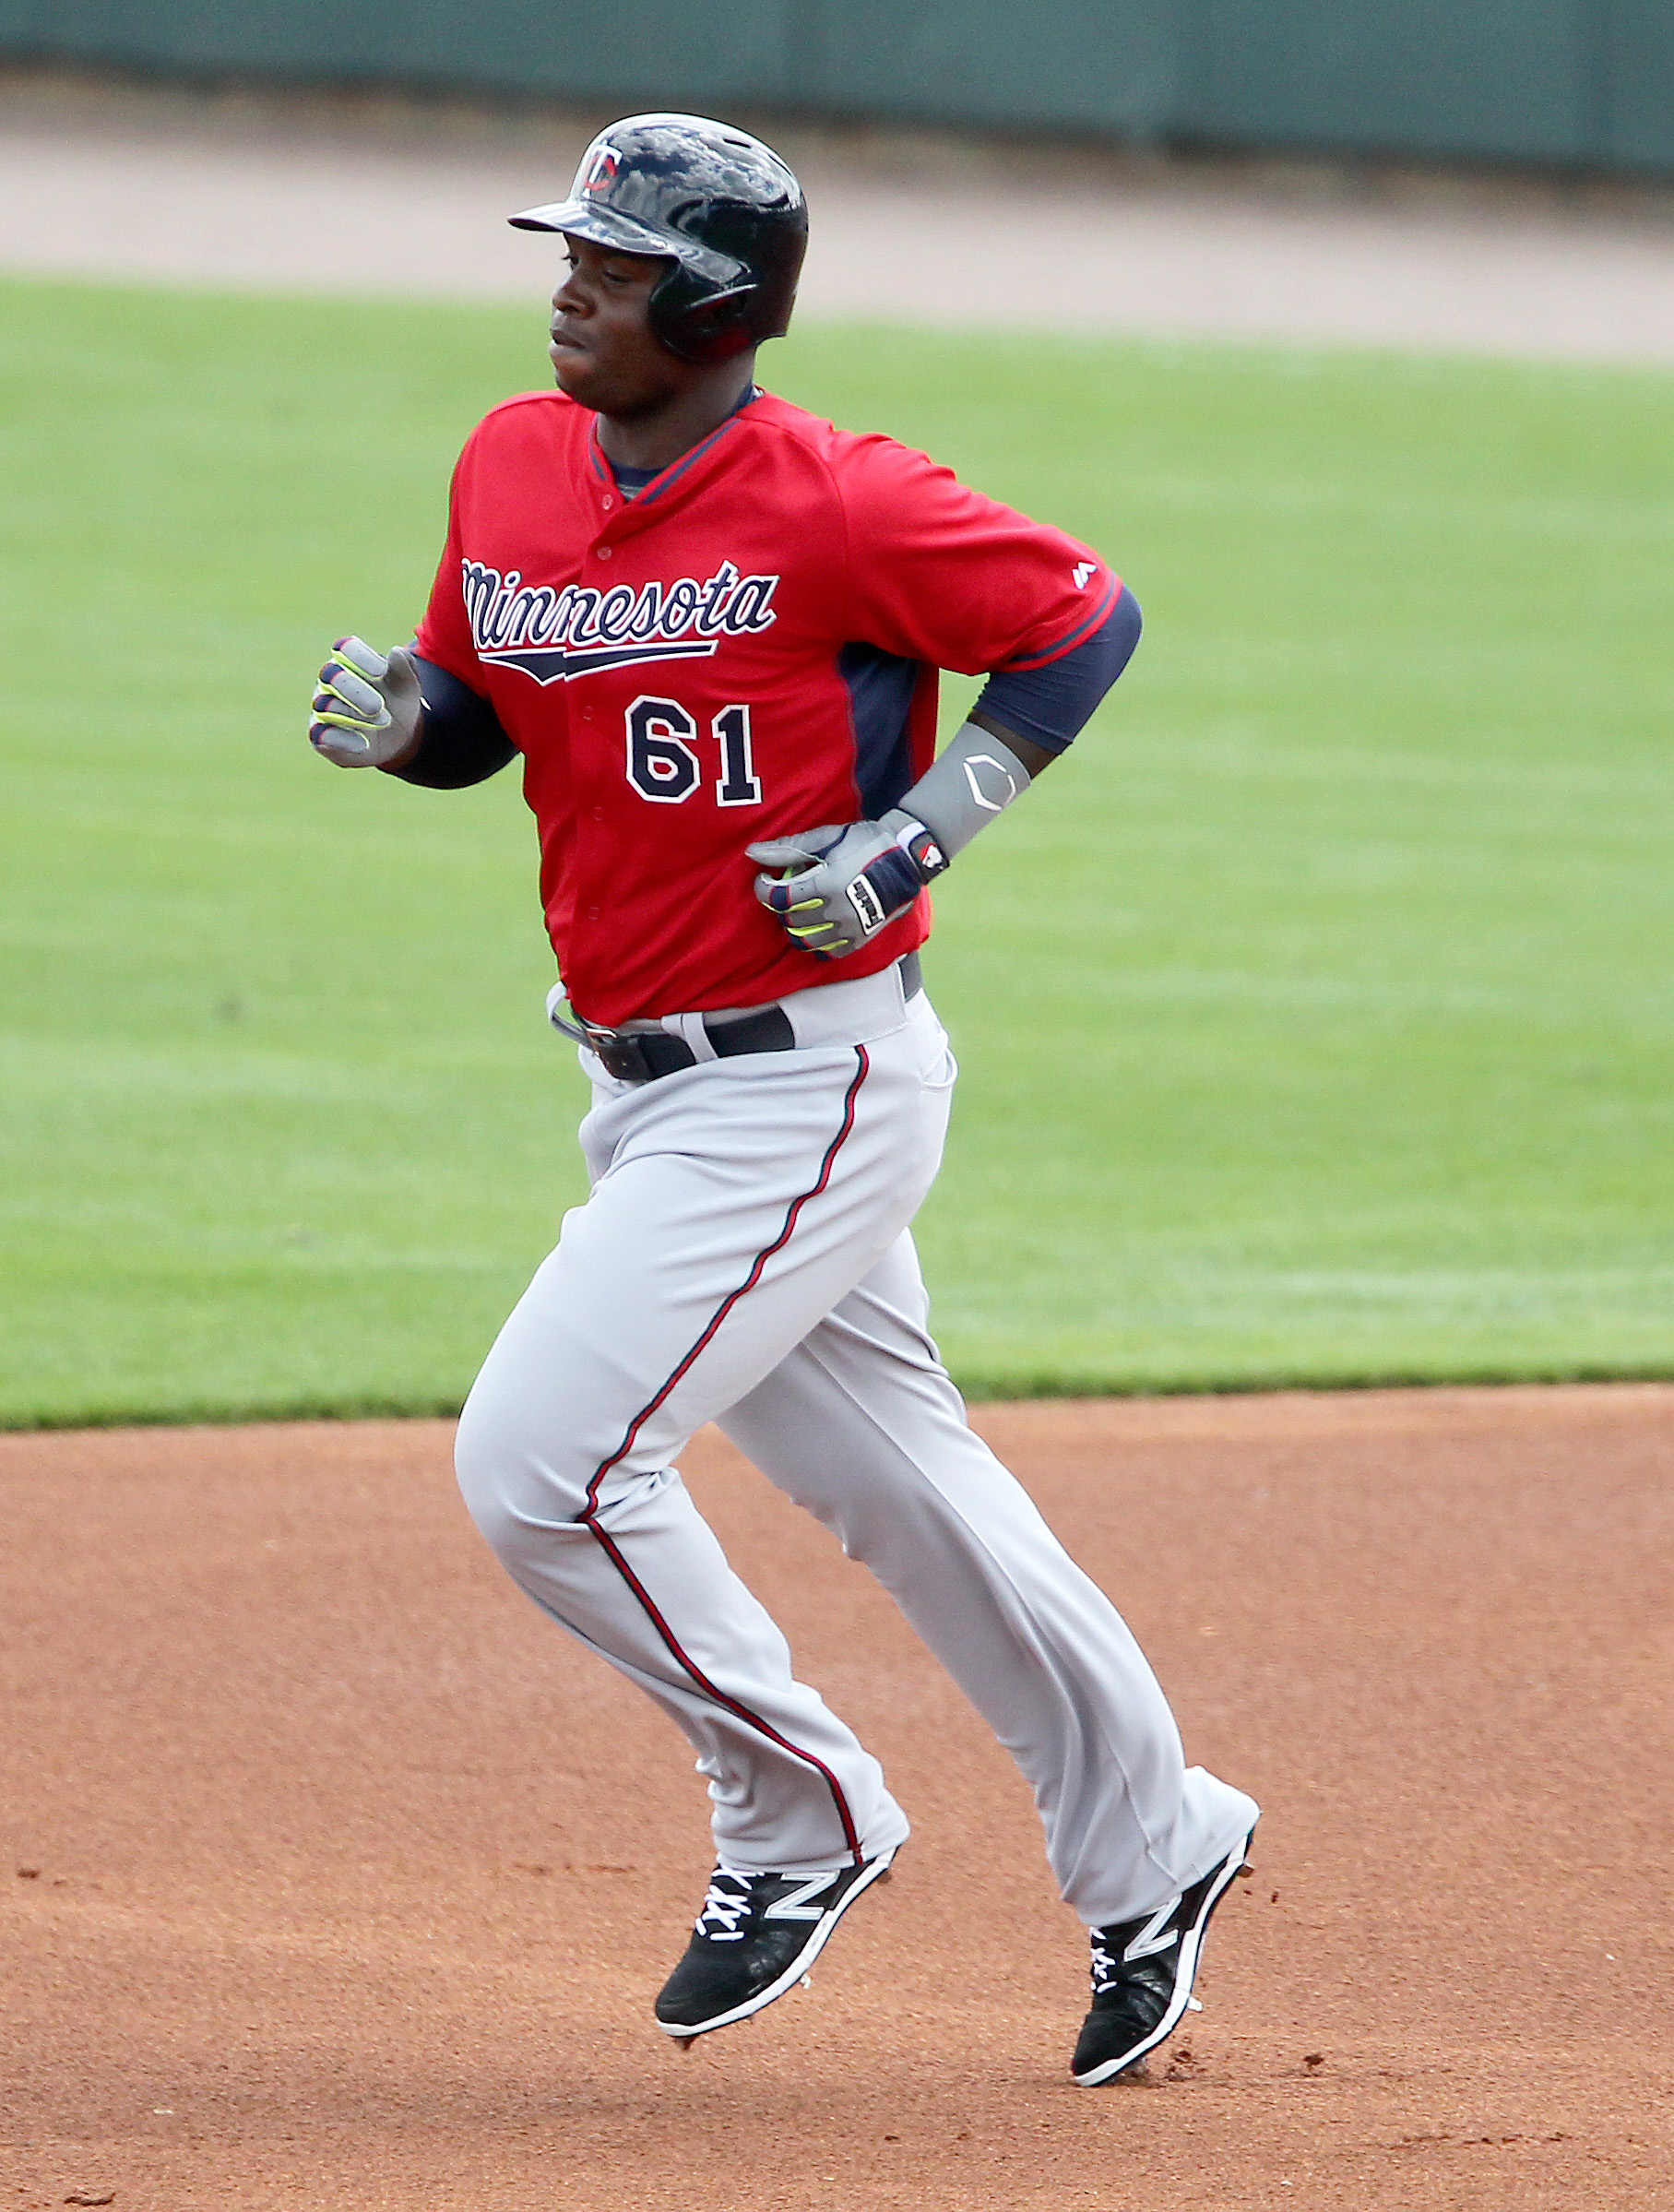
[{"x1": 4, "y1": 274, "x2": 1673, "y2": 1424}]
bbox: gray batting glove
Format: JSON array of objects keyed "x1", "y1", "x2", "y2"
[
  {"x1": 308, "y1": 636, "x2": 422, "y2": 767},
  {"x1": 748, "y1": 810, "x2": 949, "y2": 957}
]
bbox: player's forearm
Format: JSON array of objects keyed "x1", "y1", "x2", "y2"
[
  {"x1": 967, "y1": 712, "x2": 1057, "y2": 779},
  {"x1": 382, "y1": 656, "x2": 517, "y2": 790},
  {"x1": 896, "y1": 586, "x2": 1143, "y2": 858},
  {"x1": 747, "y1": 588, "x2": 1143, "y2": 956}
]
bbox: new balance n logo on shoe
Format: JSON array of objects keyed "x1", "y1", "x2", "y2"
[
  {"x1": 1122, "y1": 1904, "x2": 1183, "y2": 1963},
  {"x1": 1073, "y1": 1831, "x2": 1254, "y2": 2087},
  {"x1": 763, "y1": 1873, "x2": 841, "y2": 1921},
  {"x1": 656, "y1": 1850, "x2": 897, "y2": 2039}
]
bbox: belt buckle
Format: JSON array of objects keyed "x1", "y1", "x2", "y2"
[{"x1": 588, "y1": 1028, "x2": 656, "y2": 1084}]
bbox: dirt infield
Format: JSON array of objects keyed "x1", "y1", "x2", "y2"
[{"x1": 4, "y1": 1388, "x2": 1670, "y2": 2210}]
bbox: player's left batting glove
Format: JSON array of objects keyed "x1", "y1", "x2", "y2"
[
  {"x1": 308, "y1": 636, "x2": 422, "y2": 767},
  {"x1": 747, "y1": 811, "x2": 949, "y2": 958}
]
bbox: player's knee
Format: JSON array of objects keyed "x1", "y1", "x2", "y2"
[
  {"x1": 454, "y1": 1409, "x2": 512, "y2": 1557},
  {"x1": 453, "y1": 1392, "x2": 588, "y2": 1563}
]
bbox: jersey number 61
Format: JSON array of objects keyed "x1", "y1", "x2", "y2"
[{"x1": 625, "y1": 696, "x2": 763, "y2": 808}]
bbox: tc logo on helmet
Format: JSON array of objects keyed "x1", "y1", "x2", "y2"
[{"x1": 582, "y1": 144, "x2": 622, "y2": 196}]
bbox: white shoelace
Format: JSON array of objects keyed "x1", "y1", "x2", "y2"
[{"x1": 695, "y1": 1873, "x2": 759, "y2": 1943}]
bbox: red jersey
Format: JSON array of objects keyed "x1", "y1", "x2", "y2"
[{"x1": 415, "y1": 387, "x2": 1119, "y2": 1027}]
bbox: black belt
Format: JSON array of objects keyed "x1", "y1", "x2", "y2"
[
  {"x1": 588, "y1": 1003, "x2": 794, "y2": 1085},
  {"x1": 583, "y1": 951, "x2": 921, "y2": 1086}
]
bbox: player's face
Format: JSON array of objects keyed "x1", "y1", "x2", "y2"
[{"x1": 550, "y1": 237, "x2": 688, "y2": 417}]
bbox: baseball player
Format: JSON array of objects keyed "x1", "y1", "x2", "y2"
[{"x1": 308, "y1": 114, "x2": 1257, "y2": 2085}]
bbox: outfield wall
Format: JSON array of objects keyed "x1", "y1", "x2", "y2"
[{"x1": 2, "y1": 1, "x2": 1672, "y2": 176}]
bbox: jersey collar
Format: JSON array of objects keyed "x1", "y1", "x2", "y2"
[{"x1": 586, "y1": 386, "x2": 762, "y2": 529}]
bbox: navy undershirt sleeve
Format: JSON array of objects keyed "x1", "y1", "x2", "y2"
[
  {"x1": 384, "y1": 655, "x2": 517, "y2": 790},
  {"x1": 972, "y1": 585, "x2": 1142, "y2": 755}
]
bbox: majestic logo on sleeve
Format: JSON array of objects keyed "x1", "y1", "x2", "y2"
[{"x1": 462, "y1": 558, "x2": 779, "y2": 684}]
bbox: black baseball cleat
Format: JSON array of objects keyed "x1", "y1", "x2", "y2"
[
  {"x1": 1071, "y1": 1829, "x2": 1255, "y2": 2086},
  {"x1": 654, "y1": 1849, "x2": 896, "y2": 2039}
]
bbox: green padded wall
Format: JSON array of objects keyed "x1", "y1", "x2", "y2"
[
  {"x1": 2, "y1": 0, "x2": 799, "y2": 105},
  {"x1": 1174, "y1": 0, "x2": 1598, "y2": 164},
  {"x1": 2, "y1": 1, "x2": 1671, "y2": 174},
  {"x1": 798, "y1": 0, "x2": 1174, "y2": 137},
  {"x1": 1599, "y1": 0, "x2": 1674, "y2": 168}
]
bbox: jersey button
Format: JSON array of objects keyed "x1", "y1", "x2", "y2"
[
  {"x1": 592, "y1": 805, "x2": 604, "y2": 821},
  {"x1": 596, "y1": 544, "x2": 612, "y2": 560},
  {"x1": 601, "y1": 494, "x2": 614, "y2": 510},
  {"x1": 587, "y1": 904, "x2": 600, "y2": 921}
]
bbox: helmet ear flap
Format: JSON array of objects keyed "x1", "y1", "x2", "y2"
[
  {"x1": 677, "y1": 284, "x2": 761, "y2": 361},
  {"x1": 649, "y1": 268, "x2": 762, "y2": 363}
]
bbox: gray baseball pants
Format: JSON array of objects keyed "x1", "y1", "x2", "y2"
[{"x1": 455, "y1": 960, "x2": 1257, "y2": 1927}]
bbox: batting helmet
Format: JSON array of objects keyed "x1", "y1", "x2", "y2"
[{"x1": 509, "y1": 114, "x2": 808, "y2": 365}]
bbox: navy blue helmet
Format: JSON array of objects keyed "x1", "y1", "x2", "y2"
[{"x1": 510, "y1": 113, "x2": 808, "y2": 364}]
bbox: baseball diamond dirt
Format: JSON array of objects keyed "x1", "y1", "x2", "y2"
[{"x1": 4, "y1": 1390, "x2": 1671, "y2": 2210}]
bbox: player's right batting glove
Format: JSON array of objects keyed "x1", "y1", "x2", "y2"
[
  {"x1": 308, "y1": 637, "x2": 422, "y2": 767},
  {"x1": 747, "y1": 811, "x2": 949, "y2": 957}
]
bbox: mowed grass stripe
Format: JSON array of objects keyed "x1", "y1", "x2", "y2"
[{"x1": 2, "y1": 278, "x2": 1671, "y2": 1421}]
